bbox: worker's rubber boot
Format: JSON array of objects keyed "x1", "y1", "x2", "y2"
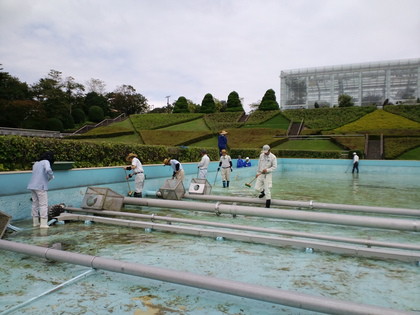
[
  {"x1": 223, "y1": 181, "x2": 226, "y2": 188},
  {"x1": 40, "y1": 218, "x2": 49, "y2": 229},
  {"x1": 226, "y1": 181, "x2": 230, "y2": 187},
  {"x1": 265, "y1": 199, "x2": 271, "y2": 208},
  {"x1": 259, "y1": 190, "x2": 265, "y2": 198},
  {"x1": 33, "y1": 217, "x2": 40, "y2": 227}
]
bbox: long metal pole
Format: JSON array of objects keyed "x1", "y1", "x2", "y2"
[
  {"x1": 1, "y1": 269, "x2": 95, "y2": 315},
  {"x1": 64, "y1": 207, "x2": 420, "y2": 251},
  {"x1": 124, "y1": 197, "x2": 420, "y2": 232},
  {"x1": 183, "y1": 194, "x2": 420, "y2": 217},
  {"x1": 0, "y1": 240, "x2": 412, "y2": 315},
  {"x1": 56, "y1": 213, "x2": 420, "y2": 263}
]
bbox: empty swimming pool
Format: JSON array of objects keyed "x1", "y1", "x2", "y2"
[{"x1": 0, "y1": 159, "x2": 419, "y2": 314}]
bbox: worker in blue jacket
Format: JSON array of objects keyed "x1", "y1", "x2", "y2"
[
  {"x1": 237, "y1": 155, "x2": 245, "y2": 168},
  {"x1": 218, "y1": 130, "x2": 228, "y2": 155},
  {"x1": 244, "y1": 157, "x2": 252, "y2": 167}
]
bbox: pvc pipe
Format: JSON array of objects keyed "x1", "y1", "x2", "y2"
[
  {"x1": 183, "y1": 194, "x2": 420, "y2": 217},
  {"x1": 64, "y1": 207, "x2": 420, "y2": 252},
  {"x1": 0, "y1": 240, "x2": 412, "y2": 315},
  {"x1": 56, "y1": 213, "x2": 420, "y2": 263},
  {"x1": 124, "y1": 197, "x2": 420, "y2": 232},
  {"x1": 1, "y1": 269, "x2": 95, "y2": 315}
]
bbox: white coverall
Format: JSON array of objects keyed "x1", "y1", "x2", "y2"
[
  {"x1": 27, "y1": 160, "x2": 54, "y2": 219},
  {"x1": 254, "y1": 152, "x2": 277, "y2": 200},
  {"x1": 131, "y1": 157, "x2": 145, "y2": 194},
  {"x1": 198, "y1": 154, "x2": 210, "y2": 179}
]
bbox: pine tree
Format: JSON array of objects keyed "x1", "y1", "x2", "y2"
[
  {"x1": 226, "y1": 91, "x2": 244, "y2": 112},
  {"x1": 259, "y1": 89, "x2": 279, "y2": 111}
]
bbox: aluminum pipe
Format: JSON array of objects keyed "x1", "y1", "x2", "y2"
[
  {"x1": 0, "y1": 240, "x2": 412, "y2": 315},
  {"x1": 64, "y1": 207, "x2": 420, "y2": 252},
  {"x1": 124, "y1": 197, "x2": 420, "y2": 232},
  {"x1": 183, "y1": 194, "x2": 420, "y2": 217},
  {"x1": 56, "y1": 213, "x2": 420, "y2": 263}
]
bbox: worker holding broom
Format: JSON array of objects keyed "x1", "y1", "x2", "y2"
[
  {"x1": 125, "y1": 153, "x2": 145, "y2": 198},
  {"x1": 255, "y1": 145, "x2": 277, "y2": 208}
]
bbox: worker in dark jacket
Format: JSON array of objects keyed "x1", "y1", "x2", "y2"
[
  {"x1": 218, "y1": 130, "x2": 228, "y2": 155},
  {"x1": 237, "y1": 155, "x2": 245, "y2": 168}
]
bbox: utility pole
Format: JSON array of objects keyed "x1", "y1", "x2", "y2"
[{"x1": 165, "y1": 95, "x2": 171, "y2": 106}]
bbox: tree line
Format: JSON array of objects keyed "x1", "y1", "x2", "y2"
[{"x1": 0, "y1": 65, "x2": 279, "y2": 132}]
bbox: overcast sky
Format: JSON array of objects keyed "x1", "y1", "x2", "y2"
[{"x1": 1, "y1": 0, "x2": 419, "y2": 112}]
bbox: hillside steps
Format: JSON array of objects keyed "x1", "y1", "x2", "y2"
[
  {"x1": 238, "y1": 113, "x2": 249, "y2": 122},
  {"x1": 365, "y1": 134, "x2": 383, "y2": 159},
  {"x1": 287, "y1": 119, "x2": 304, "y2": 137},
  {"x1": 72, "y1": 113, "x2": 127, "y2": 135}
]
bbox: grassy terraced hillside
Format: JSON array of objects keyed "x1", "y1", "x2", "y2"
[
  {"x1": 70, "y1": 106, "x2": 420, "y2": 160},
  {"x1": 159, "y1": 118, "x2": 210, "y2": 131},
  {"x1": 283, "y1": 106, "x2": 376, "y2": 130},
  {"x1": 243, "y1": 112, "x2": 289, "y2": 129},
  {"x1": 384, "y1": 105, "x2": 420, "y2": 123},
  {"x1": 130, "y1": 113, "x2": 203, "y2": 130},
  {"x1": 331, "y1": 110, "x2": 420, "y2": 135}
]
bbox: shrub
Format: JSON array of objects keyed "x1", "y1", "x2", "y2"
[
  {"x1": 338, "y1": 94, "x2": 354, "y2": 107},
  {"x1": 88, "y1": 105, "x2": 104, "y2": 122},
  {"x1": 225, "y1": 91, "x2": 244, "y2": 112},
  {"x1": 45, "y1": 118, "x2": 64, "y2": 132},
  {"x1": 259, "y1": 89, "x2": 279, "y2": 111},
  {"x1": 173, "y1": 96, "x2": 189, "y2": 113},
  {"x1": 72, "y1": 108, "x2": 86, "y2": 124},
  {"x1": 200, "y1": 93, "x2": 216, "y2": 113},
  {"x1": 0, "y1": 135, "x2": 215, "y2": 171}
]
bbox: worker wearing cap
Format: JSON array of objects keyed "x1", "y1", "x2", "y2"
[
  {"x1": 218, "y1": 149, "x2": 232, "y2": 188},
  {"x1": 125, "y1": 153, "x2": 145, "y2": 198},
  {"x1": 255, "y1": 145, "x2": 277, "y2": 208},
  {"x1": 352, "y1": 152, "x2": 359, "y2": 174},
  {"x1": 244, "y1": 157, "x2": 252, "y2": 167},
  {"x1": 164, "y1": 158, "x2": 185, "y2": 182},
  {"x1": 197, "y1": 149, "x2": 210, "y2": 179}
]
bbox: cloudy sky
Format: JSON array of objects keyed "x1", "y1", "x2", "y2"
[{"x1": 1, "y1": 0, "x2": 419, "y2": 112}]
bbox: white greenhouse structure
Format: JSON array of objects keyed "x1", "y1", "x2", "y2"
[{"x1": 280, "y1": 58, "x2": 420, "y2": 109}]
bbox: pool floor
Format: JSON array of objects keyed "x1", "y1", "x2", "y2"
[{"x1": 1, "y1": 170, "x2": 420, "y2": 314}]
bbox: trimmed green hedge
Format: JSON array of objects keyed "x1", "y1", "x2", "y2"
[
  {"x1": 229, "y1": 148, "x2": 344, "y2": 160},
  {"x1": 0, "y1": 136, "x2": 219, "y2": 171}
]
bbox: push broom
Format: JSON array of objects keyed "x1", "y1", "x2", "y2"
[
  {"x1": 124, "y1": 169, "x2": 134, "y2": 196},
  {"x1": 245, "y1": 176, "x2": 257, "y2": 188}
]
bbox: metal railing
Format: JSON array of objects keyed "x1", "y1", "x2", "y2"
[
  {"x1": 71, "y1": 113, "x2": 126, "y2": 135},
  {"x1": 0, "y1": 127, "x2": 69, "y2": 138}
]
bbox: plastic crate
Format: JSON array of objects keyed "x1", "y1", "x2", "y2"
[
  {"x1": 0, "y1": 210, "x2": 11, "y2": 239},
  {"x1": 81, "y1": 187, "x2": 124, "y2": 211},
  {"x1": 188, "y1": 178, "x2": 212, "y2": 195},
  {"x1": 158, "y1": 179, "x2": 185, "y2": 200}
]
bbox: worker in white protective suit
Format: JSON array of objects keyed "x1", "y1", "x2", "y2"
[
  {"x1": 255, "y1": 145, "x2": 277, "y2": 208},
  {"x1": 27, "y1": 151, "x2": 55, "y2": 228},
  {"x1": 197, "y1": 149, "x2": 210, "y2": 179}
]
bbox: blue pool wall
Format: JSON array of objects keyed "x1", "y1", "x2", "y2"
[{"x1": 1, "y1": 158, "x2": 419, "y2": 221}]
